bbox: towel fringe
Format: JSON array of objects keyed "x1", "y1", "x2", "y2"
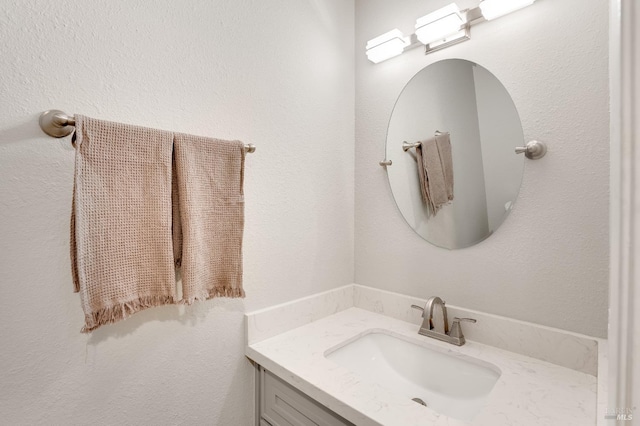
[
  {"x1": 81, "y1": 295, "x2": 176, "y2": 333},
  {"x1": 180, "y1": 287, "x2": 246, "y2": 305}
]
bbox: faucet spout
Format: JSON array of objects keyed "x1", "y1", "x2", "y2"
[{"x1": 424, "y1": 296, "x2": 448, "y2": 334}]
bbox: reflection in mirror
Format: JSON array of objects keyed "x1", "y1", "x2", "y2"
[{"x1": 385, "y1": 59, "x2": 524, "y2": 249}]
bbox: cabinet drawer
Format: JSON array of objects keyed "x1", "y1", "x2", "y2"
[{"x1": 260, "y1": 368, "x2": 353, "y2": 426}]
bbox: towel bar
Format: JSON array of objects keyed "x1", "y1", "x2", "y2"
[
  {"x1": 402, "y1": 130, "x2": 445, "y2": 152},
  {"x1": 39, "y1": 110, "x2": 256, "y2": 153}
]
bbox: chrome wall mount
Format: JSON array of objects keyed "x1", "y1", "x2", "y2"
[
  {"x1": 515, "y1": 140, "x2": 547, "y2": 160},
  {"x1": 39, "y1": 110, "x2": 257, "y2": 153},
  {"x1": 379, "y1": 159, "x2": 392, "y2": 167},
  {"x1": 39, "y1": 110, "x2": 76, "y2": 138}
]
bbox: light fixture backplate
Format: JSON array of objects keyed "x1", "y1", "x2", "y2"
[{"x1": 424, "y1": 24, "x2": 470, "y2": 55}]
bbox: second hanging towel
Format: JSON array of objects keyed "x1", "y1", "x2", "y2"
[{"x1": 173, "y1": 133, "x2": 246, "y2": 304}]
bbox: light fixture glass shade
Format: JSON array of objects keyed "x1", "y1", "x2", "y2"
[
  {"x1": 365, "y1": 29, "x2": 410, "y2": 64},
  {"x1": 414, "y1": 3, "x2": 464, "y2": 45},
  {"x1": 479, "y1": 0, "x2": 535, "y2": 20}
]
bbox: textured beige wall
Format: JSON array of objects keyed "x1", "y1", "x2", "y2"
[{"x1": 0, "y1": 1, "x2": 354, "y2": 424}]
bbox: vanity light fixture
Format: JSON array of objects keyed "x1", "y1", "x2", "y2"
[
  {"x1": 414, "y1": 3, "x2": 465, "y2": 46},
  {"x1": 365, "y1": 0, "x2": 538, "y2": 63},
  {"x1": 365, "y1": 29, "x2": 410, "y2": 64},
  {"x1": 479, "y1": 0, "x2": 536, "y2": 21}
]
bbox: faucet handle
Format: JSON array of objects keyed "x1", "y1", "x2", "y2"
[
  {"x1": 411, "y1": 304, "x2": 425, "y2": 317},
  {"x1": 449, "y1": 317, "x2": 476, "y2": 340},
  {"x1": 453, "y1": 317, "x2": 476, "y2": 324}
]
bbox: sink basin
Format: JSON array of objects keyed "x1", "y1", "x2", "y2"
[{"x1": 325, "y1": 331, "x2": 501, "y2": 421}]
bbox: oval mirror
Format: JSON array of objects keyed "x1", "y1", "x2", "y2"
[{"x1": 385, "y1": 59, "x2": 524, "y2": 249}]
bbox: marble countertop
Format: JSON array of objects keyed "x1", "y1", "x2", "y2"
[{"x1": 246, "y1": 307, "x2": 597, "y2": 426}]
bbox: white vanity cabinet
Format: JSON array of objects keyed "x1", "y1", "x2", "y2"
[{"x1": 257, "y1": 366, "x2": 354, "y2": 426}]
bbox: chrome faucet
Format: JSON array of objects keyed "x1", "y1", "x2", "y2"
[
  {"x1": 411, "y1": 296, "x2": 476, "y2": 346},
  {"x1": 423, "y1": 296, "x2": 448, "y2": 335}
]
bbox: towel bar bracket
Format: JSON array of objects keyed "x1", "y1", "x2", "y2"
[
  {"x1": 39, "y1": 110, "x2": 256, "y2": 153},
  {"x1": 39, "y1": 110, "x2": 75, "y2": 138},
  {"x1": 402, "y1": 141, "x2": 421, "y2": 152}
]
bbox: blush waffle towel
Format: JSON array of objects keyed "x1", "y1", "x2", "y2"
[
  {"x1": 70, "y1": 115, "x2": 177, "y2": 333},
  {"x1": 173, "y1": 134, "x2": 245, "y2": 303},
  {"x1": 415, "y1": 133, "x2": 454, "y2": 216}
]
